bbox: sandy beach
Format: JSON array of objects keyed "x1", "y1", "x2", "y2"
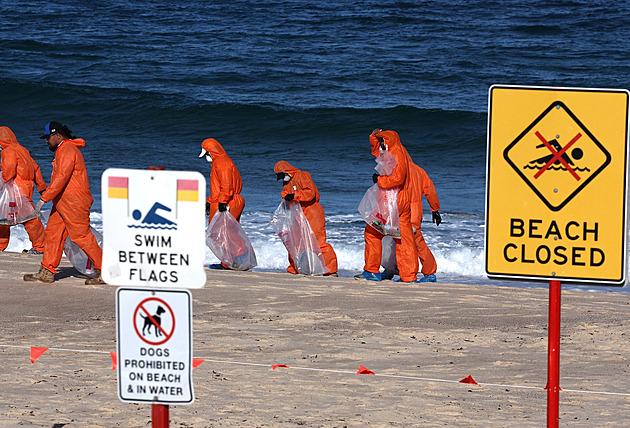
[{"x1": 1, "y1": 251, "x2": 629, "y2": 427}]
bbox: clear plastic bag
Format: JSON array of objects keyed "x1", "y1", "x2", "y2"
[
  {"x1": 64, "y1": 228, "x2": 103, "y2": 275},
  {"x1": 375, "y1": 150, "x2": 397, "y2": 176},
  {"x1": 358, "y1": 151, "x2": 401, "y2": 237},
  {"x1": 269, "y1": 200, "x2": 327, "y2": 275},
  {"x1": 358, "y1": 185, "x2": 401, "y2": 237},
  {"x1": 0, "y1": 177, "x2": 37, "y2": 226},
  {"x1": 206, "y1": 211, "x2": 257, "y2": 271},
  {"x1": 381, "y1": 236, "x2": 398, "y2": 273}
]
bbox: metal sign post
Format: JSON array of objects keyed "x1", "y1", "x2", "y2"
[
  {"x1": 104, "y1": 168, "x2": 207, "y2": 428},
  {"x1": 546, "y1": 280, "x2": 561, "y2": 428},
  {"x1": 486, "y1": 85, "x2": 629, "y2": 426}
]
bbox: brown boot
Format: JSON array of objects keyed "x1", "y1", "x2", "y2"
[
  {"x1": 85, "y1": 269, "x2": 105, "y2": 285},
  {"x1": 24, "y1": 266, "x2": 55, "y2": 283}
]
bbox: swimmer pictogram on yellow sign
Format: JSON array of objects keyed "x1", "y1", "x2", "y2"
[
  {"x1": 504, "y1": 101, "x2": 611, "y2": 211},
  {"x1": 486, "y1": 85, "x2": 630, "y2": 285}
]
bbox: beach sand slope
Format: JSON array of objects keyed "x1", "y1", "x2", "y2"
[{"x1": 0, "y1": 252, "x2": 629, "y2": 427}]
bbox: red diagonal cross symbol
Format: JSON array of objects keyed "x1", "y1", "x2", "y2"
[
  {"x1": 533, "y1": 131, "x2": 582, "y2": 181},
  {"x1": 140, "y1": 303, "x2": 170, "y2": 338}
]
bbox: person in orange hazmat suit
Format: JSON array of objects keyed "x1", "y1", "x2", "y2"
[
  {"x1": 198, "y1": 138, "x2": 245, "y2": 269},
  {"x1": 0, "y1": 126, "x2": 47, "y2": 254},
  {"x1": 402, "y1": 162, "x2": 441, "y2": 281},
  {"x1": 23, "y1": 122, "x2": 103, "y2": 285},
  {"x1": 377, "y1": 162, "x2": 442, "y2": 282},
  {"x1": 274, "y1": 161, "x2": 338, "y2": 276},
  {"x1": 355, "y1": 129, "x2": 422, "y2": 283}
]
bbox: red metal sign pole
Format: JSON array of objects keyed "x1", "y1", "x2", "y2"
[
  {"x1": 148, "y1": 165, "x2": 170, "y2": 428},
  {"x1": 547, "y1": 279, "x2": 561, "y2": 428},
  {"x1": 152, "y1": 404, "x2": 169, "y2": 427}
]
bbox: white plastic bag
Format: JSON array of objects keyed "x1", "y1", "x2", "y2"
[
  {"x1": 358, "y1": 185, "x2": 401, "y2": 237},
  {"x1": 269, "y1": 200, "x2": 327, "y2": 275},
  {"x1": 64, "y1": 228, "x2": 103, "y2": 275},
  {"x1": 375, "y1": 150, "x2": 397, "y2": 176},
  {"x1": 0, "y1": 177, "x2": 37, "y2": 226},
  {"x1": 206, "y1": 211, "x2": 257, "y2": 271},
  {"x1": 381, "y1": 236, "x2": 398, "y2": 273},
  {"x1": 358, "y1": 150, "x2": 401, "y2": 237}
]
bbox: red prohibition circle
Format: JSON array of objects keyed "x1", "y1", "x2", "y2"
[{"x1": 133, "y1": 297, "x2": 176, "y2": 346}]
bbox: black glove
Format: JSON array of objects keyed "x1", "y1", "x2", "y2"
[
  {"x1": 205, "y1": 201, "x2": 210, "y2": 216},
  {"x1": 372, "y1": 173, "x2": 380, "y2": 183},
  {"x1": 432, "y1": 211, "x2": 442, "y2": 226},
  {"x1": 218, "y1": 202, "x2": 227, "y2": 212},
  {"x1": 284, "y1": 193, "x2": 295, "y2": 201}
]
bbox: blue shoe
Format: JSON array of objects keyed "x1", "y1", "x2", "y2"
[
  {"x1": 209, "y1": 263, "x2": 227, "y2": 270},
  {"x1": 381, "y1": 270, "x2": 395, "y2": 280},
  {"x1": 353, "y1": 271, "x2": 382, "y2": 281},
  {"x1": 393, "y1": 274, "x2": 436, "y2": 283}
]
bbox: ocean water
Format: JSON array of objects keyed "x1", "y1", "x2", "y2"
[{"x1": 1, "y1": 0, "x2": 629, "y2": 292}]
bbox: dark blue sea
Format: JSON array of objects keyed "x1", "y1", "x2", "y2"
[{"x1": 2, "y1": 0, "x2": 629, "y2": 292}]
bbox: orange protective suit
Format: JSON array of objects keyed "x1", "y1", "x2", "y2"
[
  {"x1": 409, "y1": 163, "x2": 440, "y2": 276},
  {"x1": 201, "y1": 138, "x2": 245, "y2": 222},
  {"x1": 274, "y1": 161, "x2": 338, "y2": 275},
  {"x1": 39, "y1": 138, "x2": 102, "y2": 274},
  {"x1": 364, "y1": 130, "x2": 419, "y2": 282},
  {"x1": 0, "y1": 126, "x2": 47, "y2": 252}
]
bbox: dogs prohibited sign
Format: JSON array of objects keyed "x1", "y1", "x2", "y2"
[
  {"x1": 486, "y1": 85, "x2": 630, "y2": 285},
  {"x1": 116, "y1": 288, "x2": 194, "y2": 404}
]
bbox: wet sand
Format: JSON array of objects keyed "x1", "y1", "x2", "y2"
[{"x1": 1, "y1": 251, "x2": 629, "y2": 427}]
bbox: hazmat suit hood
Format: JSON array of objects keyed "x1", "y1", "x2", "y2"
[
  {"x1": 274, "y1": 161, "x2": 301, "y2": 177},
  {"x1": 0, "y1": 126, "x2": 18, "y2": 150},
  {"x1": 63, "y1": 138, "x2": 86, "y2": 149},
  {"x1": 201, "y1": 138, "x2": 227, "y2": 158},
  {"x1": 369, "y1": 130, "x2": 401, "y2": 157}
]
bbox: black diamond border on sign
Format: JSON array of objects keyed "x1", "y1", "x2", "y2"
[{"x1": 503, "y1": 101, "x2": 611, "y2": 212}]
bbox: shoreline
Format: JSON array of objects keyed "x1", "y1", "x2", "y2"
[{"x1": 1, "y1": 251, "x2": 629, "y2": 426}]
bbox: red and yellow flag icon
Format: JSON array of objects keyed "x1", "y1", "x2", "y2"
[
  {"x1": 177, "y1": 179, "x2": 199, "y2": 202},
  {"x1": 108, "y1": 176, "x2": 128, "y2": 199}
]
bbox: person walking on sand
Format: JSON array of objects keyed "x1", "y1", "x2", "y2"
[
  {"x1": 0, "y1": 126, "x2": 48, "y2": 254},
  {"x1": 199, "y1": 138, "x2": 245, "y2": 270},
  {"x1": 383, "y1": 162, "x2": 441, "y2": 282},
  {"x1": 23, "y1": 121, "x2": 104, "y2": 285},
  {"x1": 355, "y1": 128, "x2": 422, "y2": 283},
  {"x1": 274, "y1": 160, "x2": 338, "y2": 276}
]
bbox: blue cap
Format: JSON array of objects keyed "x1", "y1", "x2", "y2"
[{"x1": 40, "y1": 121, "x2": 63, "y2": 139}]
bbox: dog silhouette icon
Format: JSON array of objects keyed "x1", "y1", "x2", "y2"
[{"x1": 141, "y1": 305, "x2": 166, "y2": 337}]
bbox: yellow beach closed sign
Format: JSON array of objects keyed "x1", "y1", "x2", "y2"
[{"x1": 486, "y1": 85, "x2": 629, "y2": 285}]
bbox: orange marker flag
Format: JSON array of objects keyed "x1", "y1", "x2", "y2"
[
  {"x1": 192, "y1": 359, "x2": 205, "y2": 369},
  {"x1": 30, "y1": 346, "x2": 49, "y2": 363},
  {"x1": 110, "y1": 352, "x2": 117, "y2": 370},
  {"x1": 357, "y1": 365, "x2": 375, "y2": 375},
  {"x1": 459, "y1": 375, "x2": 478, "y2": 385},
  {"x1": 272, "y1": 364, "x2": 289, "y2": 370}
]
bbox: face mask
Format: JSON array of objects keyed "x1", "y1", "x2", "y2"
[
  {"x1": 205, "y1": 154, "x2": 213, "y2": 163},
  {"x1": 378, "y1": 136, "x2": 387, "y2": 151},
  {"x1": 283, "y1": 174, "x2": 291, "y2": 182}
]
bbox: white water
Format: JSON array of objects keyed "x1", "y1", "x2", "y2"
[{"x1": 4, "y1": 210, "x2": 627, "y2": 293}]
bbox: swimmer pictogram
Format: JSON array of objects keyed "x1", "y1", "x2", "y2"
[
  {"x1": 504, "y1": 101, "x2": 611, "y2": 211},
  {"x1": 128, "y1": 202, "x2": 178, "y2": 230}
]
